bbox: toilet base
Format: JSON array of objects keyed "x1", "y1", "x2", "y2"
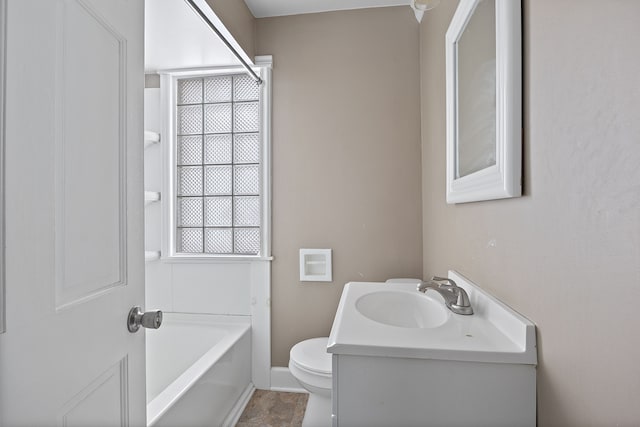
[{"x1": 302, "y1": 392, "x2": 332, "y2": 427}]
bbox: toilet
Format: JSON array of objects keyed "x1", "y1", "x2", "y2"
[
  {"x1": 289, "y1": 337, "x2": 332, "y2": 427},
  {"x1": 288, "y1": 279, "x2": 419, "y2": 426}
]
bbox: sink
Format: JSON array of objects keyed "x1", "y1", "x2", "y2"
[
  {"x1": 328, "y1": 272, "x2": 538, "y2": 427},
  {"x1": 328, "y1": 272, "x2": 538, "y2": 363},
  {"x1": 355, "y1": 291, "x2": 448, "y2": 328}
]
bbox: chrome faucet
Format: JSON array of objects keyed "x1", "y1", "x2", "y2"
[{"x1": 417, "y1": 276, "x2": 474, "y2": 315}]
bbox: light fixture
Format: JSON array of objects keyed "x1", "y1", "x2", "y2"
[
  {"x1": 411, "y1": 0, "x2": 440, "y2": 23},
  {"x1": 414, "y1": 0, "x2": 441, "y2": 10}
]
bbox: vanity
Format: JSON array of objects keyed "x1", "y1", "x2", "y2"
[{"x1": 327, "y1": 271, "x2": 537, "y2": 427}]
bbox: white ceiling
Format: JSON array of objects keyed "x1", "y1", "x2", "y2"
[
  {"x1": 244, "y1": 0, "x2": 408, "y2": 18},
  {"x1": 145, "y1": 0, "x2": 240, "y2": 72}
]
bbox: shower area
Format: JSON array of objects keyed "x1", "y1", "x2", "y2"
[{"x1": 142, "y1": 1, "x2": 271, "y2": 425}]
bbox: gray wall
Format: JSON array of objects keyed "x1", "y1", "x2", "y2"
[
  {"x1": 420, "y1": 0, "x2": 640, "y2": 425},
  {"x1": 205, "y1": 0, "x2": 256, "y2": 59},
  {"x1": 256, "y1": 7, "x2": 423, "y2": 367}
]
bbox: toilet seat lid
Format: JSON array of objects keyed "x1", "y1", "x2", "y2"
[{"x1": 290, "y1": 337, "x2": 332, "y2": 375}]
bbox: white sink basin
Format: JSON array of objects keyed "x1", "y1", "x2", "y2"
[
  {"x1": 355, "y1": 291, "x2": 447, "y2": 328},
  {"x1": 328, "y1": 271, "x2": 537, "y2": 364}
]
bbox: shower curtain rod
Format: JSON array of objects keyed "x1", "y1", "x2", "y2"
[{"x1": 184, "y1": 0, "x2": 263, "y2": 85}]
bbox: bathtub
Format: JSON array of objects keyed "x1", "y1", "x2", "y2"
[{"x1": 146, "y1": 313, "x2": 252, "y2": 427}]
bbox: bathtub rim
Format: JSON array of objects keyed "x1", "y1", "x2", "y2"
[{"x1": 146, "y1": 313, "x2": 251, "y2": 427}]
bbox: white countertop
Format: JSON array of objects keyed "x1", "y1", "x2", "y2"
[{"x1": 327, "y1": 271, "x2": 537, "y2": 365}]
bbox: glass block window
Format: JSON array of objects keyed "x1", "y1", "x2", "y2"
[{"x1": 175, "y1": 74, "x2": 261, "y2": 255}]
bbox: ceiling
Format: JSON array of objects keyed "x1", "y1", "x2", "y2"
[
  {"x1": 244, "y1": 0, "x2": 408, "y2": 18},
  {"x1": 145, "y1": 0, "x2": 240, "y2": 72}
]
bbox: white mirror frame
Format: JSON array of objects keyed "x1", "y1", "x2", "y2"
[{"x1": 445, "y1": 0, "x2": 521, "y2": 204}]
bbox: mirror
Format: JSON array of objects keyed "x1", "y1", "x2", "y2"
[{"x1": 445, "y1": 0, "x2": 521, "y2": 203}]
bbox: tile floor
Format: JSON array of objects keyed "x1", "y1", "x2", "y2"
[{"x1": 236, "y1": 390, "x2": 308, "y2": 427}]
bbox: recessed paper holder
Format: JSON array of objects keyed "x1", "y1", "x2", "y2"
[{"x1": 300, "y1": 249, "x2": 332, "y2": 282}]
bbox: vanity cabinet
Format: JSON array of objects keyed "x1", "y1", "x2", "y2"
[
  {"x1": 327, "y1": 271, "x2": 537, "y2": 427},
  {"x1": 331, "y1": 354, "x2": 535, "y2": 427}
]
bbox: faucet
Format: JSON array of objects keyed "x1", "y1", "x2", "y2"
[{"x1": 417, "y1": 276, "x2": 474, "y2": 315}]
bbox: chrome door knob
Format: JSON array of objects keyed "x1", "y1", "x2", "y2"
[{"x1": 127, "y1": 306, "x2": 162, "y2": 333}]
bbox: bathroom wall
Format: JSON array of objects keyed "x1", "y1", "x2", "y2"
[
  {"x1": 420, "y1": 0, "x2": 640, "y2": 425},
  {"x1": 255, "y1": 7, "x2": 422, "y2": 367},
  {"x1": 205, "y1": 0, "x2": 256, "y2": 59},
  {"x1": 143, "y1": 88, "x2": 254, "y2": 316}
]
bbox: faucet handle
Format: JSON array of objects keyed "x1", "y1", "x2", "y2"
[{"x1": 431, "y1": 276, "x2": 458, "y2": 288}]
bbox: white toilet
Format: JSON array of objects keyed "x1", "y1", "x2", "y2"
[
  {"x1": 288, "y1": 280, "x2": 418, "y2": 426},
  {"x1": 289, "y1": 337, "x2": 332, "y2": 427}
]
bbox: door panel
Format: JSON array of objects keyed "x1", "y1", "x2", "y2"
[
  {"x1": 58, "y1": 358, "x2": 129, "y2": 427},
  {"x1": 0, "y1": 0, "x2": 145, "y2": 425},
  {"x1": 55, "y1": 0, "x2": 127, "y2": 308}
]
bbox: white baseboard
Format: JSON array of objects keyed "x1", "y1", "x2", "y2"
[
  {"x1": 222, "y1": 383, "x2": 255, "y2": 427},
  {"x1": 270, "y1": 367, "x2": 307, "y2": 393}
]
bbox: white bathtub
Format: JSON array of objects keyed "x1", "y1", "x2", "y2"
[{"x1": 146, "y1": 313, "x2": 252, "y2": 427}]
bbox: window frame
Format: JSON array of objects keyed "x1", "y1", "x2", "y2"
[{"x1": 159, "y1": 60, "x2": 272, "y2": 261}]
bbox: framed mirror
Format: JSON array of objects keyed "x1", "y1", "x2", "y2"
[{"x1": 445, "y1": 0, "x2": 521, "y2": 204}]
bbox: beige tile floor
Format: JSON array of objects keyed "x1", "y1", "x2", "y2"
[{"x1": 236, "y1": 390, "x2": 308, "y2": 427}]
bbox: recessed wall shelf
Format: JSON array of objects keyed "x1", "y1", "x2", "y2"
[
  {"x1": 144, "y1": 130, "x2": 160, "y2": 149},
  {"x1": 145, "y1": 251, "x2": 161, "y2": 262},
  {"x1": 144, "y1": 191, "x2": 161, "y2": 205}
]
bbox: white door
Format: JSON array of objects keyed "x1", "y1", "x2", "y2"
[{"x1": 0, "y1": 0, "x2": 146, "y2": 425}]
